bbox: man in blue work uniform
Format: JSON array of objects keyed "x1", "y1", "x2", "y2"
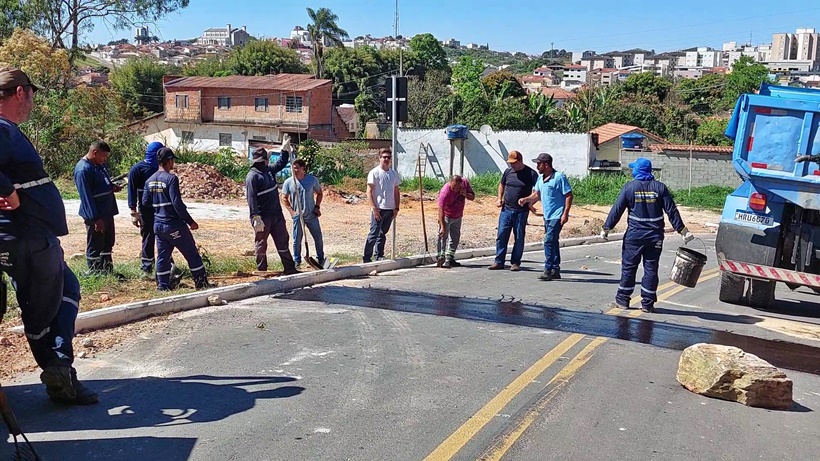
[
  {"x1": 142, "y1": 147, "x2": 214, "y2": 290},
  {"x1": 600, "y1": 158, "x2": 694, "y2": 312},
  {"x1": 518, "y1": 153, "x2": 574, "y2": 281},
  {"x1": 127, "y1": 141, "x2": 163, "y2": 275},
  {"x1": 74, "y1": 140, "x2": 120, "y2": 274},
  {"x1": 0, "y1": 67, "x2": 97, "y2": 404},
  {"x1": 245, "y1": 135, "x2": 299, "y2": 275}
]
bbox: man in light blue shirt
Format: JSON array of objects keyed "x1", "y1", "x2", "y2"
[{"x1": 519, "y1": 153, "x2": 573, "y2": 281}]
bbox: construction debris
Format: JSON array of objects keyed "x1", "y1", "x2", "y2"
[
  {"x1": 175, "y1": 163, "x2": 244, "y2": 200},
  {"x1": 676, "y1": 343, "x2": 793, "y2": 409}
]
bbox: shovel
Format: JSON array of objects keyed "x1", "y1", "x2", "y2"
[{"x1": 293, "y1": 184, "x2": 323, "y2": 270}]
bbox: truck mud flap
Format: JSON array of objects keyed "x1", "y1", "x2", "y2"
[{"x1": 715, "y1": 222, "x2": 779, "y2": 267}]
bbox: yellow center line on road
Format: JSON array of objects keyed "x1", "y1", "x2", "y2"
[
  {"x1": 479, "y1": 337, "x2": 608, "y2": 461},
  {"x1": 423, "y1": 333, "x2": 586, "y2": 461}
]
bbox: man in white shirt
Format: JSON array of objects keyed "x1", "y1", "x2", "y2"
[{"x1": 363, "y1": 147, "x2": 401, "y2": 262}]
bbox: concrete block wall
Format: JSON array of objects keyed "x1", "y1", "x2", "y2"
[
  {"x1": 619, "y1": 150, "x2": 740, "y2": 190},
  {"x1": 395, "y1": 128, "x2": 594, "y2": 180}
]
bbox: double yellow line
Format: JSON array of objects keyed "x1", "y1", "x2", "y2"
[
  {"x1": 605, "y1": 266, "x2": 721, "y2": 318},
  {"x1": 424, "y1": 266, "x2": 721, "y2": 461}
]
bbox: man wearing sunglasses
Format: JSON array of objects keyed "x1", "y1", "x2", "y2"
[{"x1": 363, "y1": 148, "x2": 401, "y2": 263}]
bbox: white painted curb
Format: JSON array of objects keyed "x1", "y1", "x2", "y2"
[{"x1": 9, "y1": 233, "x2": 624, "y2": 335}]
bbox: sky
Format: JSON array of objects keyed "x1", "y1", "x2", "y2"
[{"x1": 85, "y1": 1, "x2": 820, "y2": 55}]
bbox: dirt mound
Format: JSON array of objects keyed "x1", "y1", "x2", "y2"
[{"x1": 174, "y1": 163, "x2": 244, "y2": 200}]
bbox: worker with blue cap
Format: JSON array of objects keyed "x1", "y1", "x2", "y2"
[
  {"x1": 127, "y1": 141, "x2": 163, "y2": 274},
  {"x1": 600, "y1": 157, "x2": 694, "y2": 312}
]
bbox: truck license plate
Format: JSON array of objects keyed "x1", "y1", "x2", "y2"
[{"x1": 735, "y1": 211, "x2": 773, "y2": 226}]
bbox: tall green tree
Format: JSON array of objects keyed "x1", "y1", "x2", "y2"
[
  {"x1": 322, "y1": 46, "x2": 382, "y2": 98},
  {"x1": 451, "y1": 56, "x2": 485, "y2": 101},
  {"x1": 407, "y1": 69, "x2": 451, "y2": 128},
  {"x1": 674, "y1": 73, "x2": 727, "y2": 114},
  {"x1": 695, "y1": 118, "x2": 732, "y2": 146},
  {"x1": 723, "y1": 56, "x2": 772, "y2": 106},
  {"x1": 306, "y1": 7, "x2": 348, "y2": 78},
  {"x1": 229, "y1": 41, "x2": 307, "y2": 76},
  {"x1": 109, "y1": 57, "x2": 175, "y2": 118},
  {"x1": 408, "y1": 33, "x2": 448, "y2": 71},
  {"x1": 183, "y1": 55, "x2": 234, "y2": 77},
  {"x1": 481, "y1": 70, "x2": 526, "y2": 100},
  {"x1": 620, "y1": 72, "x2": 673, "y2": 102},
  {"x1": 0, "y1": 1, "x2": 35, "y2": 40},
  {"x1": 354, "y1": 79, "x2": 378, "y2": 137},
  {"x1": 30, "y1": 0, "x2": 189, "y2": 54}
]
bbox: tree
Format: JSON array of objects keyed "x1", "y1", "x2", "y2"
[
  {"x1": 0, "y1": 28, "x2": 71, "y2": 89},
  {"x1": 408, "y1": 33, "x2": 448, "y2": 71},
  {"x1": 109, "y1": 57, "x2": 174, "y2": 117},
  {"x1": 0, "y1": 1, "x2": 36, "y2": 40},
  {"x1": 695, "y1": 118, "x2": 732, "y2": 146},
  {"x1": 724, "y1": 56, "x2": 772, "y2": 106},
  {"x1": 674, "y1": 73, "x2": 727, "y2": 115},
  {"x1": 30, "y1": 0, "x2": 189, "y2": 54},
  {"x1": 229, "y1": 41, "x2": 307, "y2": 76},
  {"x1": 306, "y1": 7, "x2": 348, "y2": 79},
  {"x1": 620, "y1": 72, "x2": 673, "y2": 102},
  {"x1": 481, "y1": 70, "x2": 525, "y2": 100},
  {"x1": 451, "y1": 56, "x2": 485, "y2": 101},
  {"x1": 528, "y1": 93, "x2": 558, "y2": 131},
  {"x1": 183, "y1": 55, "x2": 234, "y2": 77},
  {"x1": 107, "y1": 38, "x2": 129, "y2": 46},
  {"x1": 354, "y1": 80, "x2": 378, "y2": 137},
  {"x1": 322, "y1": 46, "x2": 382, "y2": 100},
  {"x1": 407, "y1": 69, "x2": 451, "y2": 128},
  {"x1": 486, "y1": 97, "x2": 535, "y2": 131}
]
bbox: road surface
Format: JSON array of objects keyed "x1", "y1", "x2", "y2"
[{"x1": 3, "y1": 236, "x2": 820, "y2": 460}]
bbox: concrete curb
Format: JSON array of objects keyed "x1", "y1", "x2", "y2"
[{"x1": 10, "y1": 233, "x2": 625, "y2": 335}]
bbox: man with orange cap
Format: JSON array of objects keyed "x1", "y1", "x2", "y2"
[{"x1": 489, "y1": 150, "x2": 539, "y2": 271}]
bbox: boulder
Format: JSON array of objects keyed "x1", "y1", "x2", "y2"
[{"x1": 676, "y1": 343, "x2": 793, "y2": 409}]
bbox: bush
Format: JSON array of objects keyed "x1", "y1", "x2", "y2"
[
  {"x1": 309, "y1": 141, "x2": 371, "y2": 185},
  {"x1": 175, "y1": 147, "x2": 251, "y2": 183},
  {"x1": 569, "y1": 172, "x2": 631, "y2": 205},
  {"x1": 672, "y1": 185, "x2": 733, "y2": 211}
]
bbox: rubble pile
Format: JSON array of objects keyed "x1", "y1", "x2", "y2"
[{"x1": 174, "y1": 163, "x2": 244, "y2": 200}]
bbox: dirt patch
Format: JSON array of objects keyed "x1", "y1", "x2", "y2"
[{"x1": 175, "y1": 163, "x2": 244, "y2": 200}]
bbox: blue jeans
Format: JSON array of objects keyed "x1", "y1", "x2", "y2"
[
  {"x1": 543, "y1": 219, "x2": 563, "y2": 271},
  {"x1": 494, "y1": 207, "x2": 529, "y2": 266},
  {"x1": 292, "y1": 214, "x2": 325, "y2": 265}
]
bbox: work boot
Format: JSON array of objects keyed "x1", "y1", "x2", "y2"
[
  {"x1": 640, "y1": 304, "x2": 655, "y2": 313},
  {"x1": 195, "y1": 278, "x2": 218, "y2": 290},
  {"x1": 168, "y1": 263, "x2": 183, "y2": 290},
  {"x1": 283, "y1": 267, "x2": 300, "y2": 276},
  {"x1": 488, "y1": 263, "x2": 504, "y2": 270},
  {"x1": 550, "y1": 269, "x2": 561, "y2": 280},
  {"x1": 436, "y1": 256, "x2": 444, "y2": 267},
  {"x1": 442, "y1": 259, "x2": 452, "y2": 269},
  {"x1": 510, "y1": 264, "x2": 521, "y2": 272},
  {"x1": 609, "y1": 301, "x2": 629, "y2": 310},
  {"x1": 40, "y1": 365, "x2": 76, "y2": 402},
  {"x1": 69, "y1": 368, "x2": 99, "y2": 405},
  {"x1": 538, "y1": 270, "x2": 553, "y2": 281},
  {"x1": 448, "y1": 260, "x2": 462, "y2": 267}
]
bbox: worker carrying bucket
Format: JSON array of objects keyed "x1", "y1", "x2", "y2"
[{"x1": 600, "y1": 157, "x2": 695, "y2": 313}]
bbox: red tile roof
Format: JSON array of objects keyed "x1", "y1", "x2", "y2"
[
  {"x1": 164, "y1": 74, "x2": 331, "y2": 91},
  {"x1": 649, "y1": 144, "x2": 733, "y2": 154},
  {"x1": 336, "y1": 106, "x2": 358, "y2": 126},
  {"x1": 591, "y1": 122, "x2": 670, "y2": 145},
  {"x1": 540, "y1": 87, "x2": 575, "y2": 99},
  {"x1": 520, "y1": 75, "x2": 546, "y2": 83}
]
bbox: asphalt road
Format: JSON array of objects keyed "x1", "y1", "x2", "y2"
[{"x1": 3, "y1": 236, "x2": 820, "y2": 460}]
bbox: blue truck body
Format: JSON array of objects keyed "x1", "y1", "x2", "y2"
[{"x1": 716, "y1": 83, "x2": 820, "y2": 308}]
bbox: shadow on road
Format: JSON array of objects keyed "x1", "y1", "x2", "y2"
[
  {"x1": 3, "y1": 436, "x2": 198, "y2": 461},
  {"x1": 4, "y1": 375, "x2": 303, "y2": 435},
  {"x1": 654, "y1": 307, "x2": 763, "y2": 325}
]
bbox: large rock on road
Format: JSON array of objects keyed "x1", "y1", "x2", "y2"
[{"x1": 676, "y1": 343, "x2": 793, "y2": 410}]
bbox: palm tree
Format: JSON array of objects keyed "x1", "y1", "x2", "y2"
[{"x1": 306, "y1": 7, "x2": 349, "y2": 79}]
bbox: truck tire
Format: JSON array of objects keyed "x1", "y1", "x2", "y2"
[
  {"x1": 748, "y1": 280, "x2": 776, "y2": 309},
  {"x1": 718, "y1": 271, "x2": 746, "y2": 305}
]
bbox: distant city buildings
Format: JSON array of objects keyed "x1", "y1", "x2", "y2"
[{"x1": 197, "y1": 24, "x2": 250, "y2": 47}]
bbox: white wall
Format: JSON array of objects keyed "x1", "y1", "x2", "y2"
[
  {"x1": 140, "y1": 120, "x2": 281, "y2": 158},
  {"x1": 395, "y1": 129, "x2": 594, "y2": 180}
]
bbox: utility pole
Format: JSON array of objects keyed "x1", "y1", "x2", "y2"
[
  {"x1": 395, "y1": 0, "x2": 402, "y2": 75},
  {"x1": 550, "y1": 42, "x2": 554, "y2": 61}
]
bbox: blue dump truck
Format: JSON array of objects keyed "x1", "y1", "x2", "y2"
[{"x1": 716, "y1": 83, "x2": 820, "y2": 309}]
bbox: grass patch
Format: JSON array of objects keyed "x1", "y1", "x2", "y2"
[
  {"x1": 569, "y1": 172, "x2": 631, "y2": 206},
  {"x1": 400, "y1": 177, "x2": 445, "y2": 194},
  {"x1": 672, "y1": 185, "x2": 734, "y2": 211},
  {"x1": 399, "y1": 172, "x2": 503, "y2": 197},
  {"x1": 55, "y1": 178, "x2": 80, "y2": 200}
]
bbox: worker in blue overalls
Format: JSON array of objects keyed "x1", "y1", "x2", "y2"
[
  {"x1": 127, "y1": 141, "x2": 163, "y2": 274},
  {"x1": 0, "y1": 67, "x2": 97, "y2": 404},
  {"x1": 600, "y1": 157, "x2": 694, "y2": 313},
  {"x1": 142, "y1": 147, "x2": 214, "y2": 291},
  {"x1": 74, "y1": 140, "x2": 120, "y2": 275}
]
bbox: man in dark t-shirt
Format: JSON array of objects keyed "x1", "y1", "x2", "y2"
[{"x1": 489, "y1": 150, "x2": 539, "y2": 270}]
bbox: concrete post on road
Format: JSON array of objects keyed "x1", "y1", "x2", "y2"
[{"x1": 387, "y1": 75, "x2": 408, "y2": 260}]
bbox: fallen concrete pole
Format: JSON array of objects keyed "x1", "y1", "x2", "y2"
[{"x1": 9, "y1": 233, "x2": 625, "y2": 335}]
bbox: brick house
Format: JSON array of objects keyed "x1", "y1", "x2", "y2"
[{"x1": 135, "y1": 74, "x2": 349, "y2": 157}]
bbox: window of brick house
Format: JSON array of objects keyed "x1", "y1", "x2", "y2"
[
  {"x1": 255, "y1": 97, "x2": 269, "y2": 112},
  {"x1": 251, "y1": 135, "x2": 266, "y2": 141},
  {"x1": 285, "y1": 96, "x2": 303, "y2": 113},
  {"x1": 175, "y1": 94, "x2": 189, "y2": 108},
  {"x1": 217, "y1": 97, "x2": 231, "y2": 110},
  {"x1": 181, "y1": 131, "x2": 194, "y2": 143},
  {"x1": 219, "y1": 133, "x2": 232, "y2": 147}
]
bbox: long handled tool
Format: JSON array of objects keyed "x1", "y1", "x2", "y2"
[
  {"x1": 293, "y1": 183, "x2": 323, "y2": 270},
  {"x1": 0, "y1": 384, "x2": 41, "y2": 460}
]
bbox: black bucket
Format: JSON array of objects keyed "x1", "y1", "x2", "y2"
[{"x1": 669, "y1": 247, "x2": 708, "y2": 288}]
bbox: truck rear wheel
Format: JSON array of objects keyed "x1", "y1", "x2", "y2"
[
  {"x1": 747, "y1": 280, "x2": 776, "y2": 309},
  {"x1": 718, "y1": 271, "x2": 746, "y2": 304}
]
